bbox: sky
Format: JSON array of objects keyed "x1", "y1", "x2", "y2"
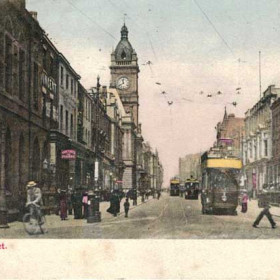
[{"x1": 26, "y1": 0, "x2": 280, "y2": 186}]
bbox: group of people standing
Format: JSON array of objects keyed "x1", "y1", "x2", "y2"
[{"x1": 55, "y1": 188, "x2": 90, "y2": 220}]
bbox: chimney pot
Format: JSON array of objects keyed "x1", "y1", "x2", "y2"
[{"x1": 30, "y1": 11, "x2": 38, "y2": 20}]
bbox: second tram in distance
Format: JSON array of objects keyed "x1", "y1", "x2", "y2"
[
  {"x1": 170, "y1": 179, "x2": 180, "y2": 196},
  {"x1": 185, "y1": 177, "x2": 200, "y2": 199}
]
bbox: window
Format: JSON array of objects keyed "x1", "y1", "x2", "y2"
[
  {"x1": 121, "y1": 50, "x2": 126, "y2": 59},
  {"x1": 5, "y1": 35, "x2": 12, "y2": 93},
  {"x1": 13, "y1": 45, "x2": 19, "y2": 96},
  {"x1": 249, "y1": 143, "x2": 252, "y2": 158},
  {"x1": 43, "y1": 48, "x2": 47, "y2": 70},
  {"x1": 70, "y1": 114, "x2": 73, "y2": 139},
  {"x1": 50, "y1": 56, "x2": 54, "y2": 78},
  {"x1": 71, "y1": 79, "x2": 73, "y2": 95},
  {"x1": 60, "y1": 66, "x2": 64, "y2": 86},
  {"x1": 264, "y1": 139, "x2": 268, "y2": 157},
  {"x1": 33, "y1": 63, "x2": 38, "y2": 109},
  {"x1": 60, "y1": 105, "x2": 63, "y2": 130},
  {"x1": 66, "y1": 74, "x2": 69, "y2": 89},
  {"x1": 19, "y1": 49, "x2": 25, "y2": 101},
  {"x1": 65, "y1": 110, "x2": 69, "y2": 135}
]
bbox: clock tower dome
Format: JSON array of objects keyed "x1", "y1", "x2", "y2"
[{"x1": 110, "y1": 24, "x2": 140, "y2": 126}]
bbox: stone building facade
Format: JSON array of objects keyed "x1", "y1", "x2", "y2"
[
  {"x1": 0, "y1": 3, "x2": 163, "y2": 224},
  {"x1": 109, "y1": 24, "x2": 140, "y2": 192},
  {"x1": 268, "y1": 97, "x2": 280, "y2": 190},
  {"x1": 242, "y1": 85, "x2": 280, "y2": 195},
  {"x1": 0, "y1": 0, "x2": 61, "y2": 223}
]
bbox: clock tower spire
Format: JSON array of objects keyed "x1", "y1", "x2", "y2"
[{"x1": 110, "y1": 24, "x2": 140, "y2": 126}]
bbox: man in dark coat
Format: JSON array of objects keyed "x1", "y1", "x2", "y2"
[
  {"x1": 107, "y1": 192, "x2": 120, "y2": 217},
  {"x1": 124, "y1": 198, "x2": 130, "y2": 218},
  {"x1": 73, "y1": 189, "x2": 83, "y2": 219},
  {"x1": 253, "y1": 192, "x2": 276, "y2": 229}
]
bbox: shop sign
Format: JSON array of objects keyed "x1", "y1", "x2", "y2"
[
  {"x1": 219, "y1": 138, "x2": 233, "y2": 144},
  {"x1": 61, "y1": 149, "x2": 76, "y2": 159}
]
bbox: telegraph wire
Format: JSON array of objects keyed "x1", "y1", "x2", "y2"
[
  {"x1": 192, "y1": 0, "x2": 235, "y2": 58},
  {"x1": 65, "y1": 0, "x2": 117, "y2": 41}
]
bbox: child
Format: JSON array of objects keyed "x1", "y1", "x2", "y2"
[{"x1": 124, "y1": 198, "x2": 130, "y2": 218}]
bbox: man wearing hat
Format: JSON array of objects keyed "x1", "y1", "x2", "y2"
[{"x1": 26, "y1": 181, "x2": 43, "y2": 221}]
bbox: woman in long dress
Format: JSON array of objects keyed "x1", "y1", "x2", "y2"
[{"x1": 60, "y1": 190, "x2": 68, "y2": 220}]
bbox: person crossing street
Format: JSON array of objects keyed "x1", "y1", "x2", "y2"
[{"x1": 253, "y1": 191, "x2": 276, "y2": 229}]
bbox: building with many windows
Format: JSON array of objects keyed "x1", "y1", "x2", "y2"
[
  {"x1": 0, "y1": 1, "x2": 163, "y2": 225},
  {"x1": 242, "y1": 85, "x2": 280, "y2": 196}
]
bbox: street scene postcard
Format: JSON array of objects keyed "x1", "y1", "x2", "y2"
[{"x1": 2, "y1": 0, "x2": 280, "y2": 279}]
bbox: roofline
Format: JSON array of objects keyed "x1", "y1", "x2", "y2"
[{"x1": 58, "y1": 53, "x2": 81, "y2": 79}]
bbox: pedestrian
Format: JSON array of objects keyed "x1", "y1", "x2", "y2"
[
  {"x1": 67, "y1": 186, "x2": 73, "y2": 215},
  {"x1": 73, "y1": 188, "x2": 83, "y2": 219},
  {"x1": 82, "y1": 191, "x2": 88, "y2": 219},
  {"x1": 241, "y1": 191, "x2": 249, "y2": 213},
  {"x1": 124, "y1": 198, "x2": 130, "y2": 218},
  {"x1": 253, "y1": 192, "x2": 276, "y2": 229},
  {"x1": 59, "y1": 189, "x2": 68, "y2": 220},
  {"x1": 157, "y1": 190, "x2": 161, "y2": 200}
]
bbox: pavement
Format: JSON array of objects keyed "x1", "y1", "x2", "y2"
[
  {"x1": 2, "y1": 193, "x2": 280, "y2": 238},
  {"x1": 0, "y1": 196, "x2": 155, "y2": 238}
]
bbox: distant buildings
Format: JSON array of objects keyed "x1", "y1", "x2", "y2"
[
  {"x1": 179, "y1": 153, "x2": 201, "y2": 181},
  {"x1": 178, "y1": 85, "x2": 280, "y2": 200},
  {"x1": 216, "y1": 108, "x2": 244, "y2": 158}
]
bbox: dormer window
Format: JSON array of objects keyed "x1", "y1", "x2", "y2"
[{"x1": 121, "y1": 50, "x2": 126, "y2": 60}]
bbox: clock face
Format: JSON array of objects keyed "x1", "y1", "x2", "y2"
[{"x1": 117, "y1": 77, "x2": 130, "y2": 90}]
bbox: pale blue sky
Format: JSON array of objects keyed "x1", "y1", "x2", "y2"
[{"x1": 27, "y1": 0, "x2": 280, "y2": 184}]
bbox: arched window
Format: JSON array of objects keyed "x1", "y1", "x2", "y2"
[
  {"x1": 121, "y1": 50, "x2": 126, "y2": 60},
  {"x1": 4, "y1": 127, "x2": 12, "y2": 192},
  {"x1": 32, "y1": 137, "x2": 40, "y2": 181},
  {"x1": 5, "y1": 16, "x2": 14, "y2": 36}
]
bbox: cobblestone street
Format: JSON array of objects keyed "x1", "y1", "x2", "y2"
[{"x1": 2, "y1": 193, "x2": 280, "y2": 239}]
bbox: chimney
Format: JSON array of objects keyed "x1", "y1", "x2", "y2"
[{"x1": 29, "y1": 11, "x2": 38, "y2": 20}]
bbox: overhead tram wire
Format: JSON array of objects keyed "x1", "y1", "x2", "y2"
[
  {"x1": 192, "y1": 0, "x2": 245, "y2": 106},
  {"x1": 65, "y1": 0, "x2": 117, "y2": 42},
  {"x1": 192, "y1": 0, "x2": 236, "y2": 58}
]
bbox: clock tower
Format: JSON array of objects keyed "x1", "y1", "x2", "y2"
[{"x1": 110, "y1": 24, "x2": 140, "y2": 127}]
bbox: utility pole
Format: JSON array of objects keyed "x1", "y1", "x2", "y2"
[{"x1": 259, "y1": 51, "x2": 262, "y2": 99}]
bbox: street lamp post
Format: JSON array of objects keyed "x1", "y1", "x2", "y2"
[
  {"x1": 87, "y1": 159, "x2": 101, "y2": 223},
  {"x1": 87, "y1": 76, "x2": 102, "y2": 223}
]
